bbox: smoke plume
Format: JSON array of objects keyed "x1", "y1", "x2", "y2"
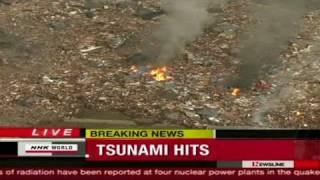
[
  {"x1": 246, "y1": 0, "x2": 320, "y2": 126},
  {"x1": 229, "y1": 0, "x2": 316, "y2": 89},
  {"x1": 141, "y1": 0, "x2": 211, "y2": 65}
]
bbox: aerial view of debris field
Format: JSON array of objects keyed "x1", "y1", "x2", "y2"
[{"x1": 0, "y1": 0, "x2": 319, "y2": 128}]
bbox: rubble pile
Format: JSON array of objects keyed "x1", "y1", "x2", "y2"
[{"x1": 0, "y1": 0, "x2": 319, "y2": 128}]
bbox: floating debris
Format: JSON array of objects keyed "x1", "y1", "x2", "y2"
[{"x1": 80, "y1": 46, "x2": 102, "y2": 53}]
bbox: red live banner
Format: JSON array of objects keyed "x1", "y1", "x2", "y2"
[
  {"x1": 0, "y1": 128, "x2": 80, "y2": 138},
  {"x1": 86, "y1": 139, "x2": 296, "y2": 161}
]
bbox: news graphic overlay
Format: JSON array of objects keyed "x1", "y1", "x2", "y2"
[
  {"x1": 0, "y1": 128, "x2": 80, "y2": 138},
  {"x1": 86, "y1": 129, "x2": 214, "y2": 161},
  {"x1": 18, "y1": 141, "x2": 84, "y2": 157},
  {"x1": 0, "y1": 128, "x2": 85, "y2": 158},
  {"x1": 84, "y1": 129, "x2": 320, "y2": 163},
  {"x1": 0, "y1": 129, "x2": 320, "y2": 179}
]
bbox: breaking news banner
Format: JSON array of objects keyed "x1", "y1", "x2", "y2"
[{"x1": 0, "y1": 129, "x2": 320, "y2": 179}]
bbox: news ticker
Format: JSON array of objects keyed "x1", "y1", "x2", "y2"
[{"x1": 0, "y1": 128, "x2": 320, "y2": 168}]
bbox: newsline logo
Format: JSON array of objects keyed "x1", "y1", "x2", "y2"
[{"x1": 242, "y1": 161, "x2": 294, "y2": 168}]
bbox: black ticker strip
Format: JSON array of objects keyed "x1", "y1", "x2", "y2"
[
  {"x1": 0, "y1": 158, "x2": 217, "y2": 167},
  {"x1": 0, "y1": 142, "x2": 17, "y2": 155},
  {"x1": 80, "y1": 128, "x2": 86, "y2": 137}
]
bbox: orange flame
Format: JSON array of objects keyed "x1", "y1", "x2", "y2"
[
  {"x1": 231, "y1": 88, "x2": 241, "y2": 96},
  {"x1": 150, "y1": 66, "x2": 173, "y2": 81},
  {"x1": 130, "y1": 65, "x2": 173, "y2": 81}
]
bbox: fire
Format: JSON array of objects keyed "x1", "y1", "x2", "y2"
[
  {"x1": 150, "y1": 66, "x2": 173, "y2": 81},
  {"x1": 130, "y1": 65, "x2": 173, "y2": 81},
  {"x1": 231, "y1": 88, "x2": 241, "y2": 96}
]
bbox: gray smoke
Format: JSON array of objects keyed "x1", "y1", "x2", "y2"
[
  {"x1": 141, "y1": 0, "x2": 211, "y2": 65},
  {"x1": 253, "y1": 85, "x2": 295, "y2": 126},
  {"x1": 156, "y1": 0, "x2": 210, "y2": 63},
  {"x1": 246, "y1": 0, "x2": 320, "y2": 126},
  {"x1": 229, "y1": 0, "x2": 319, "y2": 89}
]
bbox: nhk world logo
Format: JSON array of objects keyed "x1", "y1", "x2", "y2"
[
  {"x1": 243, "y1": 161, "x2": 294, "y2": 168},
  {"x1": 18, "y1": 143, "x2": 79, "y2": 157},
  {"x1": 26, "y1": 144, "x2": 78, "y2": 152}
]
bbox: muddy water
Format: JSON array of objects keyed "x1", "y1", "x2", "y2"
[
  {"x1": 63, "y1": 108, "x2": 137, "y2": 128},
  {"x1": 76, "y1": 108, "x2": 130, "y2": 120},
  {"x1": 38, "y1": 108, "x2": 181, "y2": 128},
  {"x1": 0, "y1": 29, "x2": 33, "y2": 65}
]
